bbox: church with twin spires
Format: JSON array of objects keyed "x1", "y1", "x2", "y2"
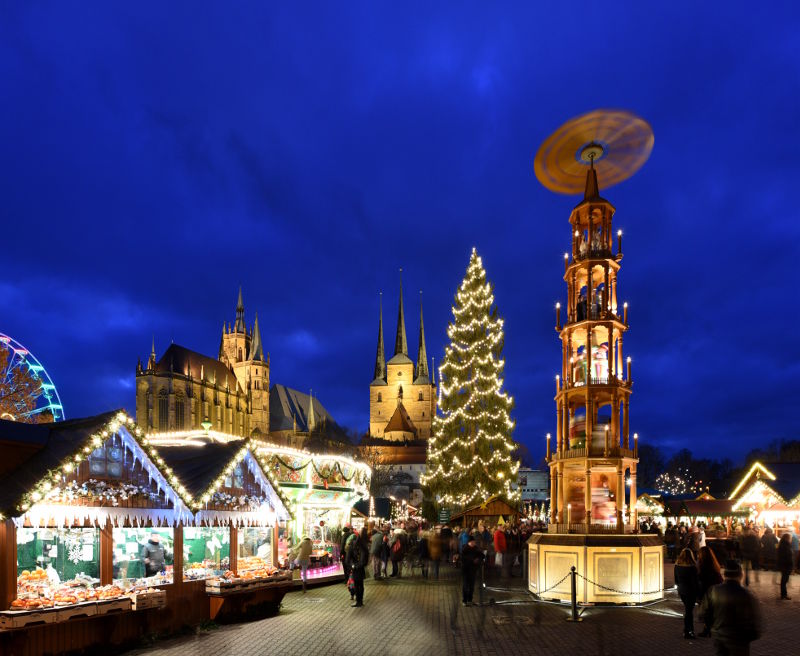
[{"x1": 369, "y1": 278, "x2": 436, "y2": 441}]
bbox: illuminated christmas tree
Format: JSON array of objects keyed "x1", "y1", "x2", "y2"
[{"x1": 422, "y1": 248, "x2": 519, "y2": 508}]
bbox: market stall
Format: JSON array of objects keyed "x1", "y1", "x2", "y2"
[
  {"x1": 0, "y1": 411, "x2": 292, "y2": 655},
  {"x1": 252, "y1": 443, "x2": 371, "y2": 583}
]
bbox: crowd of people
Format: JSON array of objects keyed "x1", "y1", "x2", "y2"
[{"x1": 326, "y1": 518, "x2": 541, "y2": 608}]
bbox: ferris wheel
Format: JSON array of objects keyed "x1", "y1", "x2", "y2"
[{"x1": 0, "y1": 332, "x2": 64, "y2": 422}]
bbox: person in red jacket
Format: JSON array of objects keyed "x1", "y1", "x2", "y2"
[{"x1": 493, "y1": 526, "x2": 507, "y2": 575}]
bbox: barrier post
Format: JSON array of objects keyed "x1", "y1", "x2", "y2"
[{"x1": 565, "y1": 566, "x2": 582, "y2": 622}]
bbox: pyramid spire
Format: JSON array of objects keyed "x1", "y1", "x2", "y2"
[
  {"x1": 415, "y1": 291, "x2": 429, "y2": 382},
  {"x1": 394, "y1": 269, "x2": 408, "y2": 357},
  {"x1": 234, "y1": 286, "x2": 246, "y2": 333},
  {"x1": 218, "y1": 323, "x2": 225, "y2": 359},
  {"x1": 249, "y1": 312, "x2": 264, "y2": 361},
  {"x1": 583, "y1": 160, "x2": 600, "y2": 201},
  {"x1": 307, "y1": 390, "x2": 316, "y2": 431},
  {"x1": 372, "y1": 292, "x2": 386, "y2": 382}
]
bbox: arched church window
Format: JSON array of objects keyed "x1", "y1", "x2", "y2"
[
  {"x1": 238, "y1": 348, "x2": 243, "y2": 361},
  {"x1": 175, "y1": 395, "x2": 185, "y2": 429},
  {"x1": 398, "y1": 386, "x2": 403, "y2": 399},
  {"x1": 377, "y1": 393, "x2": 382, "y2": 402},
  {"x1": 418, "y1": 391, "x2": 423, "y2": 401},
  {"x1": 158, "y1": 390, "x2": 168, "y2": 431}
]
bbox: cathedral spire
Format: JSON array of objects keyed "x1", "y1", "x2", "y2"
[
  {"x1": 147, "y1": 335, "x2": 157, "y2": 370},
  {"x1": 307, "y1": 390, "x2": 316, "y2": 432},
  {"x1": 234, "y1": 286, "x2": 246, "y2": 333},
  {"x1": 394, "y1": 269, "x2": 408, "y2": 357},
  {"x1": 249, "y1": 312, "x2": 264, "y2": 361},
  {"x1": 415, "y1": 291, "x2": 429, "y2": 382},
  {"x1": 372, "y1": 292, "x2": 386, "y2": 382},
  {"x1": 218, "y1": 323, "x2": 225, "y2": 359}
]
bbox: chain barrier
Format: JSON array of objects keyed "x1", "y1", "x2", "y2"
[
  {"x1": 532, "y1": 572, "x2": 572, "y2": 596},
  {"x1": 574, "y1": 571, "x2": 674, "y2": 597}
]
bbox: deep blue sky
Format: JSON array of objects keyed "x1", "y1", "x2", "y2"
[{"x1": 2, "y1": 3, "x2": 799, "y2": 462}]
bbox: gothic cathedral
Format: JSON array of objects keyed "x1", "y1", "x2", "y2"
[{"x1": 135, "y1": 288, "x2": 270, "y2": 436}]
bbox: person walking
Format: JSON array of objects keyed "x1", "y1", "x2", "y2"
[
  {"x1": 345, "y1": 528, "x2": 369, "y2": 607},
  {"x1": 739, "y1": 526, "x2": 760, "y2": 585},
  {"x1": 295, "y1": 535, "x2": 313, "y2": 593},
  {"x1": 428, "y1": 529, "x2": 442, "y2": 580},
  {"x1": 697, "y1": 546, "x2": 723, "y2": 637},
  {"x1": 777, "y1": 532, "x2": 793, "y2": 600},
  {"x1": 418, "y1": 530, "x2": 430, "y2": 579},
  {"x1": 370, "y1": 527, "x2": 384, "y2": 580},
  {"x1": 390, "y1": 527, "x2": 407, "y2": 578},
  {"x1": 340, "y1": 526, "x2": 353, "y2": 586},
  {"x1": 674, "y1": 548, "x2": 699, "y2": 639},
  {"x1": 460, "y1": 533, "x2": 485, "y2": 606},
  {"x1": 760, "y1": 526, "x2": 778, "y2": 571},
  {"x1": 493, "y1": 525, "x2": 507, "y2": 577},
  {"x1": 701, "y1": 559, "x2": 763, "y2": 656},
  {"x1": 380, "y1": 532, "x2": 390, "y2": 577}
]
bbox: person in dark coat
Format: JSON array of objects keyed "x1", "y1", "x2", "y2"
[
  {"x1": 418, "y1": 531, "x2": 430, "y2": 579},
  {"x1": 697, "y1": 546, "x2": 723, "y2": 637},
  {"x1": 777, "y1": 532, "x2": 793, "y2": 600},
  {"x1": 674, "y1": 548, "x2": 699, "y2": 639},
  {"x1": 760, "y1": 526, "x2": 778, "y2": 570},
  {"x1": 345, "y1": 528, "x2": 369, "y2": 607},
  {"x1": 739, "y1": 526, "x2": 760, "y2": 585},
  {"x1": 340, "y1": 526, "x2": 353, "y2": 585},
  {"x1": 700, "y1": 559, "x2": 763, "y2": 656},
  {"x1": 664, "y1": 523, "x2": 678, "y2": 562},
  {"x1": 141, "y1": 533, "x2": 166, "y2": 577},
  {"x1": 461, "y1": 534, "x2": 485, "y2": 606}
]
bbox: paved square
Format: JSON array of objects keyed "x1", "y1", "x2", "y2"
[{"x1": 126, "y1": 567, "x2": 797, "y2": 656}]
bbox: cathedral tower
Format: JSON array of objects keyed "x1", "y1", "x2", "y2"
[{"x1": 369, "y1": 273, "x2": 436, "y2": 440}]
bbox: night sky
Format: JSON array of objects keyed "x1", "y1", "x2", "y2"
[{"x1": 2, "y1": 3, "x2": 798, "y2": 463}]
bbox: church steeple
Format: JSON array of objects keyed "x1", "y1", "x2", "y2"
[
  {"x1": 307, "y1": 390, "x2": 316, "y2": 431},
  {"x1": 415, "y1": 292, "x2": 429, "y2": 382},
  {"x1": 147, "y1": 336, "x2": 157, "y2": 370},
  {"x1": 234, "y1": 286, "x2": 246, "y2": 333},
  {"x1": 394, "y1": 270, "x2": 408, "y2": 357},
  {"x1": 249, "y1": 312, "x2": 264, "y2": 361},
  {"x1": 372, "y1": 292, "x2": 386, "y2": 383}
]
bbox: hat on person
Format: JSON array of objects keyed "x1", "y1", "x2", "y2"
[{"x1": 722, "y1": 559, "x2": 742, "y2": 578}]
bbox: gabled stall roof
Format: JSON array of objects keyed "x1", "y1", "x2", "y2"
[
  {"x1": 154, "y1": 441, "x2": 292, "y2": 519},
  {"x1": 0, "y1": 410, "x2": 189, "y2": 521}
]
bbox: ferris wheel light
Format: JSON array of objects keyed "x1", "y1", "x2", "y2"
[{"x1": 0, "y1": 332, "x2": 65, "y2": 423}]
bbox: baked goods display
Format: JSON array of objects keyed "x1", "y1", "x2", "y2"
[{"x1": 13, "y1": 567, "x2": 117, "y2": 610}]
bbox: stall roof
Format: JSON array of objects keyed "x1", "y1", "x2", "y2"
[
  {"x1": 0, "y1": 410, "x2": 121, "y2": 516},
  {"x1": 449, "y1": 496, "x2": 519, "y2": 524},
  {"x1": 155, "y1": 441, "x2": 245, "y2": 500},
  {"x1": 662, "y1": 498, "x2": 745, "y2": 518}
]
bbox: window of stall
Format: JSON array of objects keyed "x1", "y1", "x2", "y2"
[
  {"x1": 237, "y1": 527, "x2": 272, "y2": 568},
  {"x1": 112, "y1": 527, "x2": 174, "y2": 586},
  {"x1": 182, "y1": 526, "x2": 230, "y2": 580},
  {"x1": 16, "y1": 527, "x2": 100, "y2": 596}
]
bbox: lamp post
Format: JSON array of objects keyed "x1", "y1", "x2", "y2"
[
  {"x1": 623, "y1": 302, "x2": 628, "y2": 325},
  {"x1": 546, "y1": 433, "x2": 551, "y2": 461},
  {"x1": 617, "y1": 229, "x2": 623, "y2": 255},
  {"x1": 556, "y1": 303, "x2": 562, "y2": 330}
]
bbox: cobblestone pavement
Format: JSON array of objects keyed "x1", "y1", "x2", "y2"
[{"x1": 127, "y1": 565, "x2": 799, "y2": 656}]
